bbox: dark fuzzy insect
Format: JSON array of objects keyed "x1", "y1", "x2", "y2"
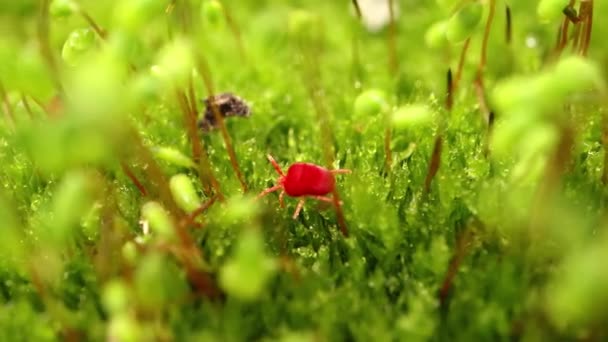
[{"x1": 198, "y1": 93, "x2": 251, "y2": 131}]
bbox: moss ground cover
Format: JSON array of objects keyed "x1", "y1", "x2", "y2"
[{"x1": 1, "y1": 0, "x2": 608, "y2": 340}]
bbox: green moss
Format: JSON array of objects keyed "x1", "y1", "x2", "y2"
[{"x1": 1, "y1": 0, "x2": 608, "y2": 340}]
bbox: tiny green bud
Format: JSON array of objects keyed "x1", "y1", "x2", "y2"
[
  {"x1": 219, "y1": 229, "x2": 277, "y2": 301},
  {"x1": 551, "y1": 56, "x2": 606, "y2": 95},
  {"x1": 169, "y1": 174, "x2": 201, "y2": 213},
  {"x1": 435, "y1": 0, "x2": 461, "y2": 13},
  {"x1": 122, "y1": 241, "x2": 138, "y2": 265},
  {"x1": 109, "y1": 313, "x2": 141, "y2": 342},
  {"x1": 490, "y1": 114, "x2": 537, "y2": 158},
  {"x1": 0, "y1": 197, "x2": 23, "y2": 264},
  {"x1": 392, "y1": 104, "x2": 435, "y2": 130},
  {"x1": 134, "y1": 254, "x2": 166, "y2": 308},
  {"x1": 547, "y1": 238, "x2": 608, "y2": 328},
  {"x1": 49, "y1": 171, "x2": 95, "y2": 245},
  {"x1": 353, "y1": 89, "x2": 389, "y2": 118},
  {"x1": 537, "y1": 0, "x2": 569, "y2": 22},
  {"x1": 15, "y1": 48, "x2": 55, "y2": 101},
  {"x1": 223, "y1": 195, "x2": 260, "y2": 223},
  {"x1": 62, "y1": 28, "x2": 96, "y2": 66},
  {"x1": 129, "y1": 74, "x2": 161, "y2": 104},
  {"x1": 153, "y1": 146, "x2": 196, "y2": 169},
  {"x1": 491, "y1": 74, "x2": 555, "y2": 118},
  {"x1": 50, "y1": 0, "x2": 79, "y2": 18},
  {"x1": 201, "y1": 0, "x2": 224, "y2": 27},
  {"x1": 102, "y1": 280, "x2": 130, "y2": 314},
  {"x1": 518, "y1": 122, "x2": 559, "y2": 159},
  {"x1": 155, "y1": 38, "x2": 195, "y2": 87},
  {"x1": 288, "y1": 10, "x2": 320, "y2": 41},
  {"x1": 445, "y1": 2, "x2": 483, "y2": 43},
  {"x1": 424, "y1": 20, "x2": 449, "y2": 49},
  {"x1": 141, "y1": 201, "x2": 175, "y2": 239},
  {"x1": 113, "y1": 0, "x2": 165, "y2": 32},
  {"x1": 134, "y1": 254, "x2": 187, "y2": 309},
  {"x1": 66, "y1": 53, "x2": 127, "y2": 123}
]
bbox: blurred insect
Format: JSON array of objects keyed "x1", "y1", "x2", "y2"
[
  {"x1": 198, "y1": 92, "x2": 251, "y2": 131},
  {"x1": 257, "y1": 155, "x2": 351, "y2": 219}
]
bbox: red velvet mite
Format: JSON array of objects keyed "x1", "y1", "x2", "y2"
[{"x1": 257, "y1": 154, "x2": 351, "y2": 219}]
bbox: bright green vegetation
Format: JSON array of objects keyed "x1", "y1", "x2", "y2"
[{"x1": 1, "y1": 0, "x2": 608, "y2": 340}]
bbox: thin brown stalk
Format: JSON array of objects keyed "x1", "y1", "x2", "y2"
[
  {"x1": 602, "y1": 114, "x2": 608, "y2": 185},
  {"x1": 38, "y1": 0, "x2": 64, "y2": 96},
  {"x1": 175, "y1": 89, "x2": 222, "y2": 198},
  {"x1": 474, "y1": 75, "x2": 491, "y2": 125},
  {"x1": 21, "y1": 94, "x2": 34, "y2": 119},
  {"x1": 307, "y1": 86, "x2": 349, "y2": 237},
  {"x1": 299, "y1": 47, "x2": 349, "y2": 237},
  {"x1": 78, "y1": 9, "x2": 106, "y2": 39},
  {"x1": 453, "y1": 38, "x2": 471, "y2": 91},
  {"x1": 529, "y1": 124, "x2": 574, "y2": 233},
  {"x1": 195, "y1": 56, "x2": 248, "y2": 193},
  {"x1": 571, "y1": 21, "x2": 582, "y2": 51},
  {"x1": 121, "y1": 162, "x2": 148, "y2": 196},
  {"x1": 218, "y1": 0, "x2": 247, "y2": 62},
  {"x1": 187, "y1": 77, "x2": 199, "y2": 120},
  {"x1": 439, "y1": 228, "x2": 474, "y2": 308},
  {"x1": 184, "y1": 78, "x2": 215, "y2": 196},
  {"x1": 384, "y1": 125, "x2": 393, "y2": 174},
  {"x1": 176, "y1": 90, "x2": 203, "y2": 162},
  {"x1": 180, "y1": 195, "x2": 218, "y2": 229},
  {"x1": 424, "y1": 136, "x2": 443, "y2": 193},
  {"x1": 580, "y1": 0, "x2": 593, "y2": 56},
  {"x1": 387, "y1": 0, "x2": 398, "y2": 74},
  {"x1": 475, "y1": 0, "x2": 496, "y2": 126},
  {"x1": 553, "y1": 23, "x2": 563, "y2": 59},
  {"x1": 28, "y1": 263, "x2": 82, "y2": 342},
  {"x1": 352, "y1": 0, "x2": 362, "y2": 18},
  {"x1": 558, "y1": 13, "x2": 571, "y2": 53},
  {"x1": 0, "y1": 82, "x2": 15, "y2": 129},
  {"x1": 129, "y1": 130, "x2": 221, "y2": 298},
  {"x1": 505, "y1": 5, "x2": 512, "y2": 44},
  {"x1": 446, "y1": 69, "x2": 454, "y2": 111},
  {"x1": 478, "y1": 0, "x2": 496, "y2": 73}
]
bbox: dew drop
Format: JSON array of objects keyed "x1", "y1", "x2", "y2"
[{"x1": 525, "y1": 35, "x2": 538, "y2": 48}]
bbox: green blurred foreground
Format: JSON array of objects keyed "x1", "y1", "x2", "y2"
[{"x1": 1, "y1": 0, "x2": 608, "y2": 340}]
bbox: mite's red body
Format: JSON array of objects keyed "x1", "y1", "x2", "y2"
[
  {"x1": 282, "y1": 163, "x2": 335, "y2": 197},
  {"x1": 257, "y1": 155, "x2": 350, "y2": 219}
]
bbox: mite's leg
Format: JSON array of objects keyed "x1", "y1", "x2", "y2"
[
  {"x1": 313, "y1": 196, "x2": 343, "y2": 206},
  {"x1": 330, "y1": 169, "x2": 352, "y2": 175},
  {"x1": 279, "y1": 190, "x2": 286, "y2": 208},
  {"x1": 292, "y1": 198, "x2": 306, "y2": 219},
  {"x1": 267, "y1": 154, "x2": 285, "y2": 176},
  {"x1": 257, "y1": 184, "x2": 282, "y2": 199},
  {"x1": 313, "y1": 196, "x2": 333, "y2": 203}
]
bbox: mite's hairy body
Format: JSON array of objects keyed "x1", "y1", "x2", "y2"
[
  {"x1": 283, "y1": 163, "x2": 335, "y2": 197},
  {"x1": 257, "y1": 155, "x2": 350, "y2": 219}
]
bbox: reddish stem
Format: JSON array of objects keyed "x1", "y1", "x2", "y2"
[
  {"x1": 580, "y1": 0, "x2": 593, "y2": 56},
  {"x1": 0, "y1": 82, "x2": 15, "y2": 129},
  {"x1": 387, "y1": 0, "x2": 398, "y2": 74},
  {"x1": 21, "y1": 94, "x2": 35, "y2": 119},
  {"x1": 453, "y1": 38, "x2": 471, "y2": 91},
  {"x1": 78, "y1": 9, "x2": 106, "y2": 39},
  {"x1": 351, "y1": 0, "x2": 362, "y2": 18},
  {"x1": 424, "y1": 136, "x2": 443, "y2": 193},
  {"x1": 505, "y1": 5, "x2": 512, "y2": 44},
  {"x1": 439, "y1": 228, "x2": 474, "y2": 307},
  {"x1": 196, "y1": 57, "x2": 248, "y2": 193},
  {"x1": 121, "y1": 162, "x2": 148, "y2": 196},
  {"x1": 218, "y1": 0, "x2": 247, "y2": 62},
  {"x1": 446, "y1": 69, "x2": 454, "y2": 111}
]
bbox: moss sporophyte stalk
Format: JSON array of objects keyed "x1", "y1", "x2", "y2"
[{"x1": 1, "y1": 0, "x2": 608, "y2": 340}]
